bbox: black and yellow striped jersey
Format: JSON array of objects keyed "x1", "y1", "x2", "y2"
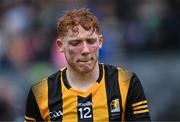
[{"x1": 25, "y1": 64, "x2": 151, "y2": 121}]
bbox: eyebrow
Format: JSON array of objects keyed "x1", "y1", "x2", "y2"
[{"x1": 68, "y1": 37, "x2": 97, "y2": 41}]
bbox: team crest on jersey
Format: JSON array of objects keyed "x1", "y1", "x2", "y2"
[{"x1": 110, "y1": 98, "x2": 120, "y2": 113}]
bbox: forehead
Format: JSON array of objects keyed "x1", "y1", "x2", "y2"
[{"x1": 63, "y1": 25, "x2": 99, "y2": 41}]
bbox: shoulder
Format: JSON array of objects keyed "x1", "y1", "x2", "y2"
[
  {"x1": 31, "y1": 70, "x2": 62, "y2": 95},
  {"x1": 117, "y1": 66, "x2": 133, "y2": 82},
  {"x1": 103, "y1": 63, "x2": 133, "y2": 81}
]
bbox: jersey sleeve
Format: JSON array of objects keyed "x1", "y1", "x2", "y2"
[
  {"x1": 24, "y1": 88, "x2": 43, "y2": 121},
  {"x1": 125, "y1": 73, "x2": 151, "y2": 121}
]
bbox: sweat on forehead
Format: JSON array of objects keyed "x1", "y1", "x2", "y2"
[{"x1": 57, "y1": 8, "x2": 101, "y2": 38}]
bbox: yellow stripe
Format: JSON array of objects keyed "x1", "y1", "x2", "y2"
[
  {"x1": 32, "y1": 79, "x2": 50, "y2": 121},
  {"x1": 132, "y1": 100, "x2": 147, "y2": 107},
  {"x1": 61, "y1": 71, "x2": 78, "y2": 122},
  {"x1": 92, "y1": 64, "x2": 109, "y2": 122},
  {"x1": 133, "y1": 109, "x2": 149, "y2": 115},
  {"x1": 25, "y1": 115, "x2": 36, "y2": 121},
  {"x1": 118, "y1": 67, "x2": 132, "y2": 121},
  {"x1": 133, "y1": 105, "x2": 148, "y2": 111}
]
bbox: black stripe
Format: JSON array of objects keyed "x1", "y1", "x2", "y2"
[
  {"x1": 104, "y1": 65, "x2": 122, "y2": 121},
  {"x1": 77, "y1": 94, "x2": 93, "y2": 122},
  {"x1": 48, "y1": 71, "x2": 63, "y2": 121},
  {"x1": 62, "y1": 68, "x2": 71, "y2": 89},
  {"x1": 97, "y1": 64, "x2": 103, "y2": 83},
  {"x1": 25, "y1": 88, "x2": 43, "y2": 121}
]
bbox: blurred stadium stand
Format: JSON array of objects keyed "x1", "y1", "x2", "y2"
[{"x1": 0, "y1": 0, "x2": 179, "y2": 120}]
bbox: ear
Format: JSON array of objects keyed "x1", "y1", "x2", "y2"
[
  {"x1": 56, "y1": 38, "x2": 64, "y2": 52},
  {"x1": 98, "y1": 34, "x2": 103, "y2": 48}
]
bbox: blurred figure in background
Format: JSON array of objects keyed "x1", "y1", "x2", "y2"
[{"x1": 0, "y1": 76, "x2": 20, "y2": 120}]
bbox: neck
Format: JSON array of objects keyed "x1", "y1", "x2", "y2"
[{"x1": 66, "y1": 62, "x2": 99, "y2": 92}]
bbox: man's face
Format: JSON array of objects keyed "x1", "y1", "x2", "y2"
[{"x1": 57, "y1": 25, "x2": 103, "y2": 73}]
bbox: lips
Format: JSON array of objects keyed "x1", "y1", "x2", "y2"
[
  {"x1": 79, "y1": 60, "x2": 90, "y2": 62},
  {"x1": 77, "y1": 58, "x2": 93, "y2": 63},
  {"x1": 78, "y1": 60, "x2": 91, "y2": 63}
]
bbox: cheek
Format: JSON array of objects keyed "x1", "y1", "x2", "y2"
[
  {"x1": 67, "y1": 47, "x2": 80, "y2": 56},
  {"x1": 89, "y1": 45, "x2": 99, "y2": 53}
]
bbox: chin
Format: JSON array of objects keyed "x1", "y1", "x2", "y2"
[
  {"x1": 78, "y1": 67, "x2": 92, "y2": 73},
  {"x1": 79, "y1": 70, "x2": 91, "y2": 74}
]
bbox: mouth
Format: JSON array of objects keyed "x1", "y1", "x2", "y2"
[
  {"x1": 78, "y1": 58, "x2": 93, "y2": 63},
  {"x1": 79, "y1": 60, "x2": 90, "y2": 62}
]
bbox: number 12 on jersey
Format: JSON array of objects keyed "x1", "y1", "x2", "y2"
[{"x1": 78, "y1": 107, "x2": 92, "y2": 119}]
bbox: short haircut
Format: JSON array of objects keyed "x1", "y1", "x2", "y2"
[{"x1": 57, "y1": 8, "x2": 101, "y2": 38}]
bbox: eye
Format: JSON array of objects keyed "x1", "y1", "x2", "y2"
[
  {"x1": 86, "y1": 38, "x2": 97, "y2": 44},
  {"x1": 69, "y1": 40, "x2": 81, "y2": 46}
]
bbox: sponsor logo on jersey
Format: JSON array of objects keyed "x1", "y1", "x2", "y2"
[
  {"x1": 78, "y1": 101, "x2": 92, "y2": 107},
  {"x1": 50, "y1": 109, "x2": 62, "y2": 119}
]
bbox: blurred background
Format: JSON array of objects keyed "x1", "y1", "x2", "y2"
[{"x1": 0, "y1": 0, "x2": 179, "y2": 121}]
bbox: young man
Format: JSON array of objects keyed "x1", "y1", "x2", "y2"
[{"x1": 25, "y1": 8, "x2": 151, "y2": 121}]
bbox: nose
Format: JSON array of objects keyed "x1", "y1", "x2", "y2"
[{"x1": 81, "y1": 41, "x2": 90, "y2": 56}]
